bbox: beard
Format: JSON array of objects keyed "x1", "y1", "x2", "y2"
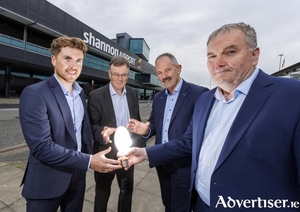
[{"x1": 55, "y1": 67, "x2": 80, "y2": 84}]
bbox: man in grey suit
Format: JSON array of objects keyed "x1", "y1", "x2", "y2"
[
  {"x1": 87, "y1": 56, "x2": 145, "y2": 212},
  {"x1": 19, "y1": 36, "x2": 121, "y2": 212}
]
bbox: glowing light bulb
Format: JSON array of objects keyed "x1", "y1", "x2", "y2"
[{"x1": 114, "y1": 126, "x2": 132, "y2": 167}]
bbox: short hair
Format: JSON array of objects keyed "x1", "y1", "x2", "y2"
[
  {"x1": 50, "y1": 35, "x2": 88, "y2": 56},
  {"x1": 155, "y1": 53, "x2": 179, "y2": 67},
  {"x1": 109, "y1": 56, "x2": 130, "y2": 69},
  {"x1": 207, "y1": 22, "x2": 257, "y2": 51}
]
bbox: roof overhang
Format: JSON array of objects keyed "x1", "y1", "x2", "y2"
[{"x1": 0, "y1": 6, "x2": 62, "y2": 37}]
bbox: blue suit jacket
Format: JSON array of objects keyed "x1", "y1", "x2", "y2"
[
  {"x1": 19, "y1": 75, "x2": 93, "y2": 199},
  {"x1": 147, "y1": 70, "x2": 300, "y2": 211},
  {"x1": 147, "y1": 79, "x2": 208, "y2": 180}
]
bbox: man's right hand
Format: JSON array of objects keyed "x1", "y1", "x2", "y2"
[
  {"x1": 101, "y1": 126, "x2": 116, "y2": 143},
  {"x1": 127, "y1": 118, "x2": 150, "y2": 136}
]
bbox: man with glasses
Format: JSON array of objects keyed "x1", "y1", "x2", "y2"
[{"x1": 87, "y1": 56, "x2": 145, "y2": 212}]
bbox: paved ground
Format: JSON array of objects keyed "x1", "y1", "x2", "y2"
[{"x1": 0, "y1": 98, "x2": 165, "y2": 212}]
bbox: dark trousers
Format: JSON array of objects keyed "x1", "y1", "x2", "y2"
[
  {"x1": 156, "y1": 165, "x2": 190, "y2": 212},
  {"x1": 26, "y1": 171, "x2": 86, "y2": 212},
  {"x1": 194, "y1": 195, "x2": 210, "y2": 212},
  {"x1": 94, "y1": 165, "x2": 134, "y2": 212}
]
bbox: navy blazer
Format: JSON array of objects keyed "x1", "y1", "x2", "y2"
[
  {"x1": 147, "y1": 79, "x2": 208, "y2": 180},
  {"x1": 147, "y1": 70, "x2": 300, "y2": 211},
  {"x1": 19, "y1": 75, "x2": 93, "y2": 199}
]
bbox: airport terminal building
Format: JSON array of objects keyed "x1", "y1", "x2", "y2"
[
  {"x1": 271, "y1": 62, "x2": 300, "y2": 80},
  {"x1": 0, "y1": 0, "x2": 162, "y2": 98}
]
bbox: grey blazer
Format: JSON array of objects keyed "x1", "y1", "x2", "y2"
[{"x1": 87, "y1": 84, "x2": 146, "y2": 159}]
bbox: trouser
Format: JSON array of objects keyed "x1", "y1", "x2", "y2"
[
  {"x1": 156, "y1": 164, "x2": 190, "y2": 212},
  {"x1": 94, "y1": 165, "x2": 134, "y2": 212},
  {"x1": 26, "y1": 171, "x2": 86, "y2": 212},
  {"x1": 194, "y1": 195, "x2": 210, "y2": 212}
]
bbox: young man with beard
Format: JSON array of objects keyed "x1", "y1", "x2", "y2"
[{"x1": 19, "y1": 36, "x2": 121, "y2": 212}]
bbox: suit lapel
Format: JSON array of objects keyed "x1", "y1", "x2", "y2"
[
  {"x1": 156, "y1": 91, "x2": 167, "y2": 129},
  {"x1": 126, "y1": 86, "x2": 135, "y2": 117},
  {"x1": 80, "y1": 89, "x2": 88, "y2": 126},
  {"x1": 214, "y1": 71, "x2": 273, "y2": 171},
  {"x1": 171, "y1": 80, "x2": 188, "y2": 124},
  {"x1": 48, "y1": 75, "x2": 77, "y2": 142},
  {"x1": 104, "y1": 85, "x2": 117, "y2": 126}
]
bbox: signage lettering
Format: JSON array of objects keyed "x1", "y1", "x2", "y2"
[{"x1": 83, "y1": 32, "x2": 136, "y2": 65}]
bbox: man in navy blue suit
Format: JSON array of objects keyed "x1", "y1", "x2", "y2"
[
  {"x1": 19, "y1": 36, "x2": 121, "y2": 212},
  {"x1": 119, "y1": 22, "x2": 300, "y2": 211},
  {"x1": 124, "y1": 53, "x2": 208, "y2": 212}
]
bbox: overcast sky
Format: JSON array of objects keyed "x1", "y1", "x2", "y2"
[{"x1": 47, "y1": 0, "x2": 300, "y2": 88}]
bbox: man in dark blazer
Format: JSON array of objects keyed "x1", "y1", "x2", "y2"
[
  {"x1": 122, "y1": 22, "x2": 300, "y2": 211},
  {"x1": 126, "y1": 53, "x2": 208, "y2": 212},
  {"x1": 87, "y1": 56, "x2": 145, "y2": 212},
  {"x1": 19, "y1": 36, "x2": 121, "y2": 212}
]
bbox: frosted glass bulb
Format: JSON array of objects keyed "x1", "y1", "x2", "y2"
[
  {"x1": 114, "y1": 126, "x2": 132, "y2": 167},
  {"x1": 114, "y1": 126, "x2": 132, "y2": 152}
]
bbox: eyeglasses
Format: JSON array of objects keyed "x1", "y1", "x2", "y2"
[{"x1": 110, "y1": 71, "x2": 129, "y2": 78}]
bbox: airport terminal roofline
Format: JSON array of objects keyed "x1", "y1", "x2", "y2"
[
  {"x1": 0, "y1": 0, "x2": 163, "y2": 97},
  {"x1": 0, "y1": 2, "x2": 156, "y2": 74},
  {"x1": 271, "y1": 61, "x2": 300, "y2": 80},
  {"x1": 0, "y1": 6, "x2": 63, "y2": 37}
]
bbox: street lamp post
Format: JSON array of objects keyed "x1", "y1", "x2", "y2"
[{"x1": 278, "y1": 54, "x2": 284, "y2": 70}]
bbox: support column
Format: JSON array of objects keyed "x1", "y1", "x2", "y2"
[
  {"x1": 143, "y1": 89, "x2": 147, "y2": 100},
  {"x1": 23, "y1": 26, "x2": 27, "y2": 50},
  {"x1": 4, "y1": 63, "x2": 11, "y2": 98}
]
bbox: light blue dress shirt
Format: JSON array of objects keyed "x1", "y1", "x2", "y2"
[
  {"x1": 54, "y1": 74, "x2": 84, "y2": 152},
  {"x1": 161, "y1": 78, "x2": 183, "y2": 144},
  {"x1": 109, "y1": 83, "x2": 130, "y2": 127},
  {"x1": 196, "y1": 69, "x2": 259, "y2": 206}
]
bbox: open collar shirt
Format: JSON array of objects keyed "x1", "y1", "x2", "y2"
[
  {"x1": 54, "y1": 74, "x2": 84, "y2": 152},
  {"x1": 109, "y1": 83, "x2": 130, "y2": 127},
  {"x1": 161, "y1": 78, "x2": 183, "y2": 144},
  {"x1": 195, "y1": 68, "x2": 259, "y2": 206}
]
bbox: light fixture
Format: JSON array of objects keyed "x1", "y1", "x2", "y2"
[{"x1": 114, "y1": 126, "x2": 132, "y2": 167}]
